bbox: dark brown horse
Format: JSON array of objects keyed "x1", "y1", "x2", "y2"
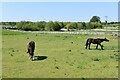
[
  {"x1": 27, "y1": 41, "x2": 35, "y2": 60},
  {"x1": 85, "y1": 38, "x2": 109, "y2": 50}
]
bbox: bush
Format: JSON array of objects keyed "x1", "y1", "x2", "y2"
[
  {"x1": 87, "y1": 22, "x2": 102, "y2": 29},
  {"x1": 53, "y1": 22, "x2": 61, "y2": 31},
  {"x1": 65, "y1": 22, "x2": 77, "y2": 31},
  {"x1": 17, "y1": 21, "x2": 39, "y2": 31},
  {"x1": 45, "y1": 21, "x2": 61, "y2": 31},
  {"x1": 35, "y1": 21, "x2": 46, "y2": 31},
  {"x1": 77, "y1": 22, "x2": 86, "y2": 30},
  {"x1": 45, "y1": 21, "x2": 54, "y2": 31}
]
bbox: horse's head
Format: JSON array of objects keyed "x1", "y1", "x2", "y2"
[{"x1": 104, "y1": 38, "x2": 109, "y2": 42}]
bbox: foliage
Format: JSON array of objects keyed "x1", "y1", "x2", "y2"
[
  {"x1": 45, "y1": 21, "x2": 62, "y2": 31},
  {"x1": 77, "y1": 22, "x2": 87, "y2": 30},
  {"x1": 35, "y1": 21, "x2": 46, "y2": 31},
  {"x1": 65, "y1": 22, "x2": 77, "y2": 31},
  {"x1": 1, "y1": 15, "x2": 118, "y2": 31},
  {"x1": 77, "y1": 22, "x2": 83, "y2": 30},
  {"x1": 17, "y1": 21, "x2": 39, "y2": 31},
  {"x1": 45, "y1": 21, "x2": 54, "y2": 31},
  {"x1": 53, "y1": 21, "x2": 61, "y2": 31},
  {"x1": 58, "y1": 22, "x2": 64, "y2": 28},
  {"x1": 16, "y1": 21, "x2": 26, "y2": 30},
  {"x1": 90, "y1": 16, "x2": 101, "y2": 23},
  {"x1": 1, "y1": 22, "x2": 16, "y2": 26},
  {"x1": 87, "y1": 22, "x2": 103, "y2": 29}
]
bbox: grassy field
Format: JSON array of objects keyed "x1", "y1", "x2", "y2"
[
  {"x1": 0, "y1": 27, "x2": 2, "y2": 79},
  {"x1": 2, "y1": 30, "x2": 118, "y2": 78}
]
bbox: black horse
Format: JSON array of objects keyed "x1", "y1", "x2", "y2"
[
  {"x1": 27, "y1": 41, "x2": 35, "y2": 60},
  {"x1": 85, "y1": 38, "x2": 109, "y2": 50}
]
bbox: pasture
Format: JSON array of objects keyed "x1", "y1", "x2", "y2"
[{"x1": 2, "y1": 30, "x2": 118, "y2": 78}]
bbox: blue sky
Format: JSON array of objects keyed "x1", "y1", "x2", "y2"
[
  {"x1": 1, "y1": 0, "x2": 119, "y2": 2},
  {"x1": 2, "y1": 2, "x2": 118, "y2": 22}
]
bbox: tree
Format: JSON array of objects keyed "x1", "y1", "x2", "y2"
[
  {"x1": 35, "y1": 21, "x2": 46, "y2": 31},
  {"x1": 77, "y1": 22, "x2": 86, "y2": 30},
  {"x1": 87, "y1": 22, "x2": 103, "y2": 29},
  {"x1": 65, "y1": 22, "x2": 77, "y2": 31},
  {"x1": 90, "y1": 16, "x2": 101, "y2": 23},
  {"x1": 9, "y1": 22, "x2": 16, "y2": 26},
  {"x1": 45, "y1": 21, "x2": 54, "y2": 31},
  {"x1": 82, "y1": 22, "x2": 87, "y2": 29},
  {"x1": 53, "y1": 21, "x2": 61, "y2": 31},
  {"x1": 87, "y1": 22, "x2": 95, "y2": 29},
  {"x1": 16, "y1": 21, "x2": 26, "y2": 30},
  {"x1": 17, "y1": 21, "x2": 39, "y2": 31},
  {"x1": 22, "y1": 22, "x2": 33, "y2": 31},
  {"x1": 59, "y1": 22, "x2": 64, "y2": 28},
  {"x1": 63, "y1": 22, "x2": 70, "y2": 28},
  {"x1": 45, "y1": 21, "x2": 62, "y2": 31},
  {"x1": 77, "y1": 22, "x2": 83, "y2": 30}
]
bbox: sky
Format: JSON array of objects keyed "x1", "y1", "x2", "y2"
[
  {"x1": 1, "y1": 0, "x2": 119, "y2": 2},
  {"x1": 1, "y1": 2, "x2": 118, "y2": 22}
]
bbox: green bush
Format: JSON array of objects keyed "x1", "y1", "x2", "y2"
[
  {"x1": 17, "y1": 21, "x2": 39, "y2": 31},
  {"x1": 87, "y1": 22, "x2": 102, "y2": 29},
  {"x1": 45, "y1": 21, "x2": 61, "y2": 31}
]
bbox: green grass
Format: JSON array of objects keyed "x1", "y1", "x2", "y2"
[
  {"x1": 0, "y1": 26, "x2": 2, "y2": 79},
  {"x1": 2, "y1": 30, "x2": 118, "y2": 78}
]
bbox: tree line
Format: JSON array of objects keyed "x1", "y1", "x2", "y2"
[{"x1": 1, "y1": 16, "x2": 119, "y2": 31}]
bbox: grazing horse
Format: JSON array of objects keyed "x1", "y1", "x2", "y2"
[
  {"x1": 85, "y1": 38, "x2": 109, "y2": 50},
  {"x1": 27, "y1": 41, "x2": 35, "y2": 60}
]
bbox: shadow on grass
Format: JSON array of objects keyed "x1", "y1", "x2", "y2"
[
  {"x1": 86, "y1": 47, "x2": 117, "y2": 50},
  {"x1": 86, "y1": 48, "x2": 103, "y2": 50},
  {"x1": 33, "y1": 56, "x2": 47, "y2": 61}
]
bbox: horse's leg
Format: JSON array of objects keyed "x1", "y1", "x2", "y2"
[
  {"x1": 29, "y1": 52, "x2": 33, "y2": 60},
  {"x1": 96, "y1": 44, "x2": 98, "y2": 49},
  {"x1": 85, "y1": 40, "x2": 89, "y2": 49},
  {"x1": 32, "y1": 53, "x2": 34, "y2": 61},
  {"x1": 30, "y1": 52, "x2": 34, "y2": 61},
  {"x1": 30, "y1": 55, "x2": 32, "y2": 60},
  {"x1": 85, "y1": 43, "x2": 88, "y2": 49},
  {"x1": 99, "y1": 44, "x2": 104, "y2": 50},
  {"x1": 29, "y1": 54, "x2": 32, "y2": 60},
  {"x1": 88, "y1": 43, "x2": 91, "y2": 50},
  {"x1": 27, "y1": 48, "x2": 30, "y2": 53}
]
